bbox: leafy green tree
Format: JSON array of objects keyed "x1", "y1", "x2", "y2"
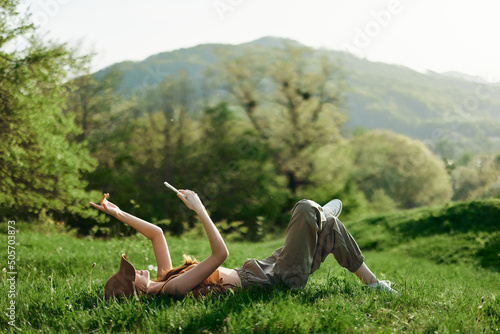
[
  {"x1": 349, "y1": 130, "x2": 452, "y2": 208},
  {"x1": 452, "y1": 153, "x2": 500, "y2": 201},
  {"x1": 65, "y1": 67, "x2": 125, "y2": 146},
  {"x1": 304, "y1": 139, "x2": 400, "y2": 218},
  {"x1": 109, "y1": 72, "x2": 288, "y2": 237},
  {"x1": 303, "y1": 142, "x2": 369, "y2": 217},
  {"x1": 193, "y1": 103, "x2": 288, "y2": 239},
  {"x1": 220, "y1": 44, "x2": 345, "y2": 194},
  {"x1": 0, "y1": 0, "x2": 100, "y2": 222},
  {"x1": 64, "y1": 66, "x2": 138, "y2": 234},
  {"x1": 117, "y1": 73, "x2": 200, "y2": 234}
]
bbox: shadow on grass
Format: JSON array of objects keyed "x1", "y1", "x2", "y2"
[
  {"x1": 155, "y1": 274, "x2": 362, "y2": 333},
  {"x1": 477, "y1": 235, "x2": 500, "y2": 271},
  {"x1": 59, "y1": 273, "x2": 390, "y2": 333}
]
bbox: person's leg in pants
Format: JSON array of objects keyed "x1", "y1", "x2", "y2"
[
  {"x1": 274, "y1": 200, "x2": 385, "y2": 290},
  {"x1": 312, "y1": 217, "x2": 377, "y2": 285},
  {"x1": 273, "y1": 200, "x2": 324, "y2": 289}
]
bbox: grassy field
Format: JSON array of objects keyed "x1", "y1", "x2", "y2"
[{"x1": 1, "y1": 199, "x2": 499, "y2": 333}]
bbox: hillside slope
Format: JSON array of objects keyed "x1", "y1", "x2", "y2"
[{"x1": 345, "y1": 199, "x2": 500, "y2": 270}]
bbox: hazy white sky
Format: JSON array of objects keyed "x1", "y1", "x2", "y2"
[{"x1": 23, "y1": 0, "x2": 500, "y2": 81}]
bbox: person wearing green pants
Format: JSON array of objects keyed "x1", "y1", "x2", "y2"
[{"x1": 91, "y1": 191, "x2": 396, "y2": 299}]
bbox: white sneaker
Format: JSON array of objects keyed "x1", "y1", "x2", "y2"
[
  {"x1": 323, "y1": 199, "x2": 342, "y2": 218},
  {"x1": 365, "y1": 280, "x2": 398, "y2": 294}
]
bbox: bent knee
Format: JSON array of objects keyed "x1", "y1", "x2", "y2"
[
  {"x1": 291, "y1": 199, "x2": 326, "y2": 230},
  {"x1": 292, "y1": 199, "x2": 319, "y2": 214}
]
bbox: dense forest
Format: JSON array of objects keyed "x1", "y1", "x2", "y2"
[{"x1": 1, "y1": 0, "x2": 499, "y2": 239}]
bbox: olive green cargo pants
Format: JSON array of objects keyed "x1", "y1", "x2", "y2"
[{"x1": 235, "y1": 199, "x2": 365, "y2": 290}]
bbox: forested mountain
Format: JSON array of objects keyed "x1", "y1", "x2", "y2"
[{"x1": 94, "y1": 36, "x2": 500, "y2": 159}]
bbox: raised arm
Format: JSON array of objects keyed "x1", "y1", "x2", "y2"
[
  {"x1": 89, "y1": 193, "x2": 172, "y2": 277},
  {"x1": 162, "y1": 190, "x2": 229, "y2": 296}
]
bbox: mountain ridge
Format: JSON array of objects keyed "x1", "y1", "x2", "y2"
[{"x1": 93, "y1": 36, "x2": 500, "y2": 158}]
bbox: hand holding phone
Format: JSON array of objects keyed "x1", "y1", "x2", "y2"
[{"x1": 164, "y1": 181, "x2": 179, "y2": 193}]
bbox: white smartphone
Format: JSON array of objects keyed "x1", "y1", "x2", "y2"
[{"x1": 164, "y1": 181, "x2": 179, "y2": 194}]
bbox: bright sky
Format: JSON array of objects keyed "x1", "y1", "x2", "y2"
[{"x1": 23, "y1": 0, "x2": 500, "y2": 81}]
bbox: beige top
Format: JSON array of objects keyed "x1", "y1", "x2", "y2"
[
  {"x1": 218, "y1": 267, "x2": 242, "y2": 287},
  {"x1": 189, "y1": 266, "x2": 242, "y2": 297}
]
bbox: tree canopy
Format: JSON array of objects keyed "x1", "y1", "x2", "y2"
[
  {"x1": 349, "y1": 130, "x2": 453, "y2": 208},
  {"x1": 0, "y1": 0, "x2": 100, "y2": 222}
]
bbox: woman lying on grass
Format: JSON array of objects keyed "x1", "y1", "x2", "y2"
[{"x1": 89, "y1": 190, "x2": 396, "y2": 299}]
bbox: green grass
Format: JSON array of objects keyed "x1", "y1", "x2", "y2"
[
  {"x1": 1, "y1": 199, "x2": 499, "y2": 333},
  {"x1": 346, "y1": 199, "x2": 500, "y2": 270}
]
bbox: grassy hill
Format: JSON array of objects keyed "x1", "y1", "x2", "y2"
[
  {"x1": 94, "y1": 36, "x2": 500, "y2": 158},
  {"x1": 1, "y1": 198, "x2": 499, "y2": 332},
  {"x1": 345, "y1": 198, "x2": 500, "y2": 270}
]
